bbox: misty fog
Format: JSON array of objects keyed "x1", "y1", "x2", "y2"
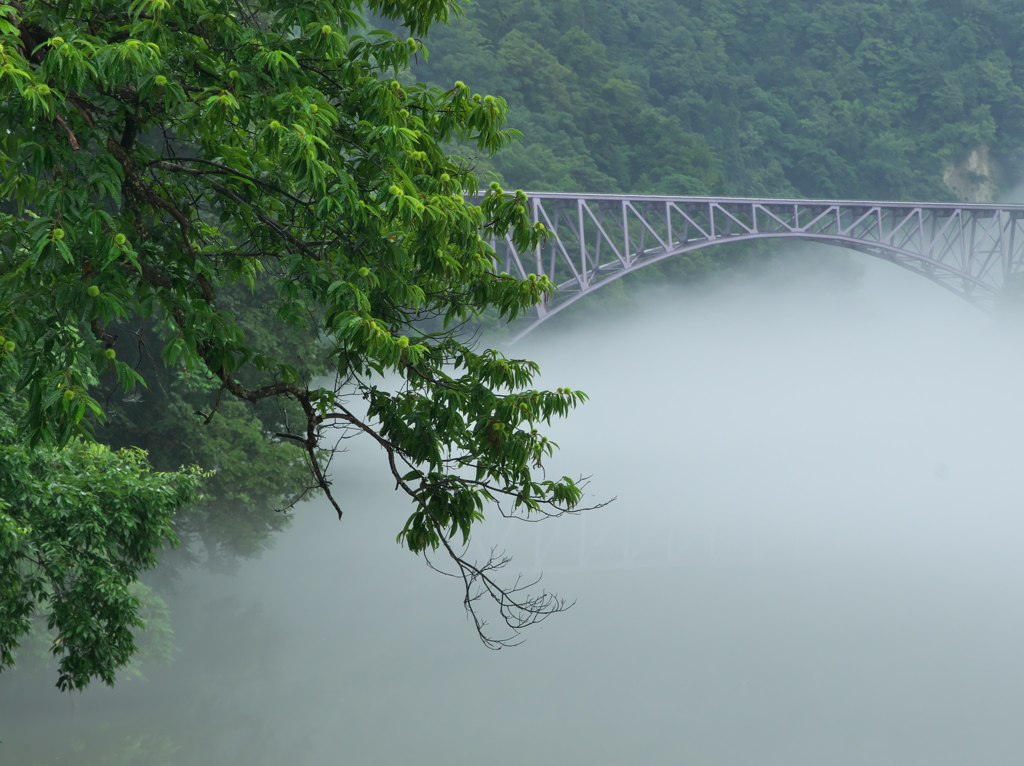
[{"x1": 6, "y1": 248, "x2": 1024, "y2": 765}]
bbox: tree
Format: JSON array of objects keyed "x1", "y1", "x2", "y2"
[
  {"x1": 0, "y1": 0, "x2": 593, "y2": 680},
  {"x1": 0, "y1": 385, "x2": 200, "y2": 691},
  {"x1": 94, "y1": 278, "x2": 332, "y2": 569}
]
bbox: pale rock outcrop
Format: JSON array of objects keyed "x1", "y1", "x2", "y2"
[{"x1": 943, "y1": 145, "x2": 1002, "y2": 203}]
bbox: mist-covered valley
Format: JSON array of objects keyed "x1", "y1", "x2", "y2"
[
  {"x1": 11, "y1": 0, "x2": 1024, "y2": 762},
  {"x1": 6, "y1": 250, "x2": 1024, "y2": 765}
]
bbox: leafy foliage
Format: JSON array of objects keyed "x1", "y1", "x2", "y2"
[
  {"x1": 0, "y1": 0, "x2": 594, "y2": 654},
  {"x1": 95, "y1": 279, "x2": 325, "y2": 567},
  {"x1": 0, "y1": 401, "x2": 199, "y2": 691}
]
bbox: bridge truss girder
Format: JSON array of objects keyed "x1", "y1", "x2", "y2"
[{"x1": 492, "y1": 194, "x2": 1024, "y2": 338}]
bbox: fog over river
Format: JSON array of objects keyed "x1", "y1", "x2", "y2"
[{"x1": 6, "y1": 249, "x2": 1024, "y2": 764}]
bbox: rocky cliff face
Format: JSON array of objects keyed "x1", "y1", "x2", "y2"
[{"x1": 943, "y1": 146, "x2": 1002, "y2": 203}]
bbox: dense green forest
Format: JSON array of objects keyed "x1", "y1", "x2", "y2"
[{"x1": 409, "y1": 0, "x2": 1024, "y2": 202}]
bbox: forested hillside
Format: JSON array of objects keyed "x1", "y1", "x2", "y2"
[{"x1": 411, "y1": 0, "x2": 1024, "y2": 202}]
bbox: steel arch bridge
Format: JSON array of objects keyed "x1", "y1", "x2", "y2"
[{"x1": 491, "y1": 193, "x2": 1024, "y2": 338}]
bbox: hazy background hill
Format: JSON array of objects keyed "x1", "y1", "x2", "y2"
[{"x1": 411, "y1": 0, "x2": 1024, "y2": 202}]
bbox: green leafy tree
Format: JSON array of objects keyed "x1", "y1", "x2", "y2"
[
  {"x1": 0, "y1": 395, "x2": 200, "y2": 691},
  {"x1": 95, "y1": 278, "x2": 329, "y2": 569},
  {"x1": 0, "y1": 0, "x2": 593, "y2": 662}
]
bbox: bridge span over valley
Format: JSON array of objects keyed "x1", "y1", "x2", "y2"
[{"x1": 491, "y1": 193, "x2": 1024, "y2": 338}]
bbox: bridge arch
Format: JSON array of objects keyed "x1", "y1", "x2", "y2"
[{"x1": 491, "y1": 194, "x2": 1024, "y2": 340}]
